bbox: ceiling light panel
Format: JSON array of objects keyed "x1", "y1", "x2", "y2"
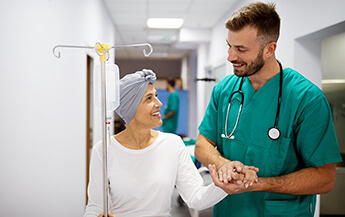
[{"x1": 147, "y1": 18, "x2": 184, "y2": 29}]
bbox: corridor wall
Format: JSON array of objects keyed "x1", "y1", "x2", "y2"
[{"x1": 0, "y1": 0, "x2": 115, "y2": 216}]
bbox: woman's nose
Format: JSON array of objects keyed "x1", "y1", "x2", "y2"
[{"x1": 155, "y1": 98, "x2": 162, "y2": 107}]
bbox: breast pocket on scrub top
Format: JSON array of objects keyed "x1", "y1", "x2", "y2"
[{"x1": 267, "y1": 135, "x2": 295, "y2": 176}]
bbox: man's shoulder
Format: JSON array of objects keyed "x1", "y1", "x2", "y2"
[{"x1": 284, "y1": 68, "x2": 322, "y2": 94}]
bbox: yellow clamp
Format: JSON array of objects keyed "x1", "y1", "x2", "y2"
[{"x1": 96, "y1": 43, "x2": 111, "y2": 62}]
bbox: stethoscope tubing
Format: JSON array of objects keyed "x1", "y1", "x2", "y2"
[{"x1": 222, "y1": 60, "x2": 283, "y2": 140}]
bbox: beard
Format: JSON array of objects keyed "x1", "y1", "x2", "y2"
[{"x1": 233, "y1": 49, "x2": 265, "y2": 77}]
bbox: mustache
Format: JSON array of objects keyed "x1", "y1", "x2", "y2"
[{"x1": 231, "y1": 61, "x2": 245, "y2": 64}]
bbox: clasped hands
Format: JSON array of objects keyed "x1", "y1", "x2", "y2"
[{"x1": 208, "y1": 161, "x2": 259, "y2": 195}]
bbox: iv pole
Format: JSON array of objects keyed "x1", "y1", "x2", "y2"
[{"x1": 53, "y1": 42, "x2": 153, "y2": 217}]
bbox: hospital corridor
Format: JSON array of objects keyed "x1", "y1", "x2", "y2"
[{"x1": 1, "y1": 0, "x2": 345, "y2": 216}]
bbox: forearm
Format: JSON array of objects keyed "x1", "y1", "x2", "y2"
[
  {"x1": 186, "y1": 183, "x2": 227, "y2": 210},
  {"x1": 194, "y1": 134, "x2": 229, "y2": 168},
  {"x1": 252, "y1": 163, "x2": 336, "y2": 195},
  {"x1": 209, "y1": 163, "x2": 337, "y2": 195},
  {"x1": 163, "y1": 111, "x2": 175, "y2": 119}
]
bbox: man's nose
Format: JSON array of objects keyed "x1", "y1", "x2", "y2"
[{"x1": 227, "y1": 47, "x2": 238, "y2": 62}]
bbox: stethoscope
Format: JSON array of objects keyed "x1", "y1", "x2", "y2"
[{"x1": 221, "y1": 61, "x2": 283, "y2": 140}]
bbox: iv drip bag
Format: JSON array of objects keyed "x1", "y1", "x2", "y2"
[{"x1": 94, "y1": 63, "x2": 120, "y2": 113}]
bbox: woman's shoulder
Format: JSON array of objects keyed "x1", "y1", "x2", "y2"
[
  {"x1": 158, "y1": 131, "x2": 181, "y2": 140},
  {"x1": 157, "y1": 131, "x2": 184, "y2": 146}
]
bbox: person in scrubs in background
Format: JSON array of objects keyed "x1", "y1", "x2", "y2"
[
  {"x1": 162, "y1": 78, "x2": 179, "y2": 134},
  {"x1": 195, "y1": 2, "x2": 342, "y2": 217},
  {"x1": 84, "y1": 69, "x2": 258, "y2": 217}
]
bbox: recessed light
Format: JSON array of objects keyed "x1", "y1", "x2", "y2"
[{"x1": 147, "y1": 18, "x2": 184, "y2": 29}]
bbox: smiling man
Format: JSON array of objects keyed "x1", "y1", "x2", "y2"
[{"x1": 195, "y1": 2, "x2": 342, "y2": 217}]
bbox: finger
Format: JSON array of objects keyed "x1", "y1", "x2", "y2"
[
  {"x1": 108, "y1": 211, "x2": 116, "y2": 217},
  {"x1": 98, "y1": 213, "x2": 104, "y2": 217},
  {"x1": 234, "y1": 173, "x2": 243, "y2": 184},
  {"x1": 233, "y1": 161, "x2": 244, "y2": 172},
  {"x1": 226, "y1": 166, "x2": 235, "y2": 182},
  {"x1": 218, "y1": 168, "x2": 223, "y2": 182},
  {"x1": 247, "y1": 165, "x2": 259, "y2": 172},
  {"x1": 231, "y1": 172, "x2": 238, "y2": 180},
  {"x1": 234, "y1": 172, "x2": 244, "y2": 180},
  {"x1": 209, "y1": 165, "x2": 222, "y2": 186},
  {"x1": 222, "y1": 170, "x2": 229, "y2": 184}
]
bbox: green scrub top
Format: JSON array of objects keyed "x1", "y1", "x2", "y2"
[
  {"x1": 162, "y1": 91, "x2": 179, "y2": 133},
  {"x1": 199, "y1": 68, "x2": 342, "y2": 217}
]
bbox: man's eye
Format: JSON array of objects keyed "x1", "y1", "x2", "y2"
[{"x1": 238, "y1": 48, "x2": 244, "y2": 52}]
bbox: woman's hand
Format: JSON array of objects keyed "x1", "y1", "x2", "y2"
[
  {"x1": 209, "y1": 164, "x2": 254, "y2": 194},
  {"x1": 209, "y1": 163, "x2": 259, "y2": 193},
  {"x1": 98, "y1": 211, "x2": 116, "y2": 217},
  {"x1": 216, "y1": 160, "x2": 245, "y2": 184},
  {"x1": 241, "y1": 166, "x2": 259, "y2": 188}
]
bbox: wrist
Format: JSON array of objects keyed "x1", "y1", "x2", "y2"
[
  {"x1": 216, "y1": 156, "x2": 230, "y2": 169},
  {"x1": 251, "y1": 177, "x2": 268, "y2": 192}
]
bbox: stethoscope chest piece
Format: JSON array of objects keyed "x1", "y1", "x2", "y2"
[{"x1": 268, "y1": 127, "x2": 280, "y2": 140}]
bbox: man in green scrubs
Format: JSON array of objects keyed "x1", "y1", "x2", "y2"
[
  {"x1": 195, "y1": 2, "x2": 342, "y2": 217},
  {"x1": 162, "y1": 78, "x2": 179, "y2": 133}
]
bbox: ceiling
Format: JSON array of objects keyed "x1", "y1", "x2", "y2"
[{"x1": 103, "y1": 0, "x2": 238, "y2": 59}]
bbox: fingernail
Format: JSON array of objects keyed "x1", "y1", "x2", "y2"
[
  {"x1": 245, "y1": 183, "x2": 249, "y2": 188},
  {"x1": 250, "y1": 182, "x2": 253, "y2": 186}
]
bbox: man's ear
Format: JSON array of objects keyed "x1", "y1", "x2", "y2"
[{"x1": 264, "y1": 42, "x2": 277, "y2": 58}]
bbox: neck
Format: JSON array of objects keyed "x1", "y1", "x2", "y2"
[
  {"x1": 168, "y1": 86, "x2": 175, "y2": 93},
  {"x1": 248, "y1": 58, "x2": 280, "y2": 92},
  {"x1": 116, "y1": 123, "x2": 157, "y2": 149}
]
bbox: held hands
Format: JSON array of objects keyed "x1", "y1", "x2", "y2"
[{"x1": 209, "y1": 161, "x2": 259, "y2": 194}]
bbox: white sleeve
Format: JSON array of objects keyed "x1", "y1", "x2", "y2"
[
  {"x1": 83, "y1": 144, "x2": 112, "y2": 217},
  {"x1": 175, "y1": 140, "x2": 227, "y2": 210}
]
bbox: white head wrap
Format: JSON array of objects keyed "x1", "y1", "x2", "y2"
[{"x1": 116, "y1": 69, "x2": 156, "y2": 124}]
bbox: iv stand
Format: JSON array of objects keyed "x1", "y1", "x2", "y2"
[{"x1": 53, "y1": 42, "x2": 153, "y2": 217}]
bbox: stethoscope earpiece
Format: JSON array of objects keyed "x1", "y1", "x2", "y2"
[{"x1": 221, "y1": 133, "x2": 235, "y2": 139}]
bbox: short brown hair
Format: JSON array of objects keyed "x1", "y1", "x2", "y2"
[{"x1": 225, "y1": 2, "x2": 280, "y2": 45}]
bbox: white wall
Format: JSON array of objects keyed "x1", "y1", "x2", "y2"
[
  {"x1": 188, "y1": 52, "x2": 198, "y2": 139},
  {"x1": 322, "y1": 32, "x2": 345, "y2": 80},
  {"x1": 0, "y1": 0, "x2": 115, "y2": 216}
]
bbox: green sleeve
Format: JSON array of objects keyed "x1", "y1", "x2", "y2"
[{"x1": 295, "y1": 90, "x2": 342, "y2": 167}]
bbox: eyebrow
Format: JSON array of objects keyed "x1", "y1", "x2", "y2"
[
  {"x1": 226, "y1": 40, "x2": 247, "y2": 49},
  {"x1": 144, "y1": 92, "x2": 157, "y2": 97}
]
